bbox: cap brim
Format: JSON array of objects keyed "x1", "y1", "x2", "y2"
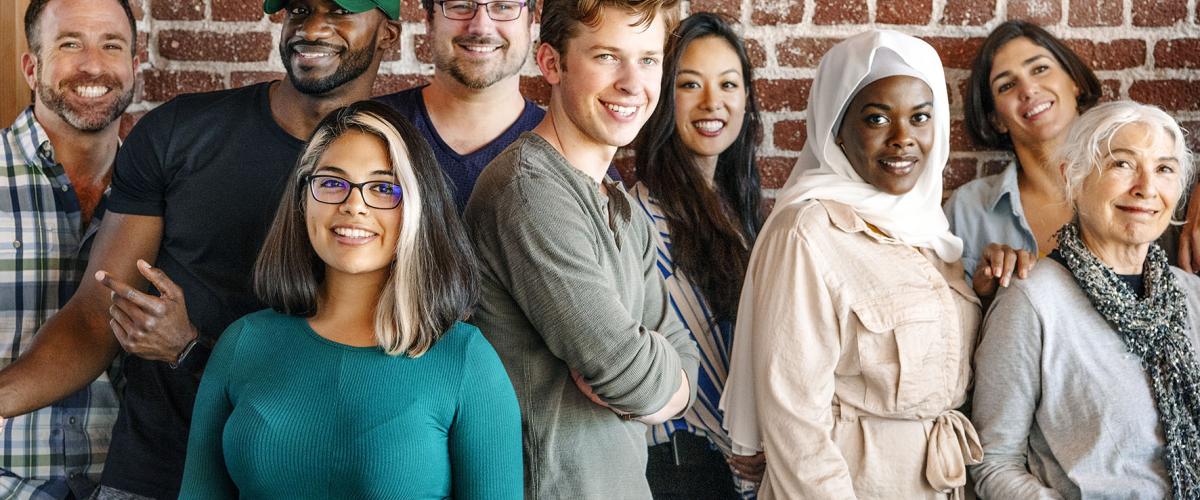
[{"x1": 263, "y1": 0, "x2": 397, "y2": 19}]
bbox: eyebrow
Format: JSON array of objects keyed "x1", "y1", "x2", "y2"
[
  {"x1": 860, "y1": 101, "x2": 933, "y2": 112},
  {"x1": 677, "y1": 68, "x2": 741, "y2": 78},
  {"x1": 990, "y1": 55, "x2": 1052, "y2": 85},
  {"x1": 56, "y1": 31, "x2": 130, "y2": 43},
  {"x1": 314, "y1": 166, "x2": 394, "y2": 177},
  {"x1": 1109, "y1": 148, "x2": 1180, "y2": 162},
  {"x1": 589, "y1": 45, "x2": 663, "y2": 56}
]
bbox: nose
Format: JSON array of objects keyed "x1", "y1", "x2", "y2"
[
  {"x1": 466, "y1": 4, "x2": 498, "y2": 32},
  {"x1": 699, "y1": 85, "x2": 721, "y2": 112},
  {"x1": 298, "y1": 11, "x2": 334, "y2": 41},
  {"x1": 889, "y1": 122, "x2": 916, "y2": 150},
  {"x1": 1130, "y1": 165, "x2": 1157, "y2": 199},
  {"x1": 1016, "y1": 78, "x2": 1040, "y2": 101},
  {"x1": 76, "y1": 44, "x2": 105, "y2": 76},
  {"x1": 615, "y1": 60, "x2": 644, "y2": 96},
  {"x1": 339, "y1": 186, "x2": 371, "y2": 214}
]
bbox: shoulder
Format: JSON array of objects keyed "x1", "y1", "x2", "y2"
[
  {"x1": 374, "y1": 85, "x2": 425, "y2": 117},
  {"x1": 469, "y1": 134, "x2": 581, "y2": 215},
  {"x1": 131, "y1": 84, "x2": 267, "y2": 132},
  {"x1": 427, "y1": 322, "x2": 505, "y2": 371},
  {"x1": 765, "y1": 199, "x2": 845, "y2": 238},
  {"x1": 945, "y1": 170, "x2": 1008, "y2": 219},
  {"x1": 997, "y1": 259, "x2": 1076, "y2": 311}
]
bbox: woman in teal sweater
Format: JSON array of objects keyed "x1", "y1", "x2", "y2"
[{"x1": 179, "y1": 101, "x2": 522, "y2": 499}]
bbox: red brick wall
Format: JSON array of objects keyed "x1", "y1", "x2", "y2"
[{"x1": 122, "y1": 0, "x2": 1200, "y2": 199}]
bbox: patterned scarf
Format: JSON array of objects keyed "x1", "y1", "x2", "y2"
[{"x1": 1056, "y1": 221, "x2": 1200, "y2": 499}]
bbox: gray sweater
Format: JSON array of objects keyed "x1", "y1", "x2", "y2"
[
  {"x1": 463, "y1": 133, "x2": 700, "y2": 499},
  {"x1": 971, "y1": 259, "x2": 1200, "y2": 499}
]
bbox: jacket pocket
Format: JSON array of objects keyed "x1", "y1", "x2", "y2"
[{"x1": 850, "y1": 290, "x2": 942, "y2": 413}]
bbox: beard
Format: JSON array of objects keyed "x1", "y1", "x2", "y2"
[
  {"x1": 433, "y1": 34, "x2": 526, "y2": 90},
  {"x1": 37, "y1": 72, "x2": 133, "y2": 133},
  {"x1": 281, "y1": 39, "x2": 377, "y2": 96}
]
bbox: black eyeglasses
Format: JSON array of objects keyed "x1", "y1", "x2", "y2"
[
  {"x1": 436, "y1": 0, "x2": 527, "y2": 21},
  {"x1": 307, "y1": 175, "x2": 403, "y2": 209}
]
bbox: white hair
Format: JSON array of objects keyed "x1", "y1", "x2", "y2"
[{"x1": 1059, "y1": 101, "x2": 1194, "y2": 213}]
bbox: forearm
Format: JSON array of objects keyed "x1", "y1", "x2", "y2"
[
  {"x1": 0, "y1": 303, "x2": 119, "y2": 417},
  {"x1": 636, "y1": 369, "x2": 689, "y2": 424}
]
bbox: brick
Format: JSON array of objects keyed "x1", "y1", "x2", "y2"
[
  {"x1": 231, "y1": 71, "x2": 284, "y2": 88},
  {"x1": 1129, "y1": 80, "x2": 1200, "y2": 111},
  {"x1": 688, "y1": 0, "x2": 742, "y2": 20},
  {"x1": 371, "y1": 74, "x2": 428, "y2": 96},
  {"x1": 1133, "y1": 0, "x2": 1186, "y2": 26},
  {"x1": 745, "y1": 39, "x2": 767, "y2": 68},
  {"x1": 922, "y1": 37, "x2": 984, "y2": 69},
  {"x1": 777, "y1": 38, "x2": 841, "y2": 69},
  {"x1": 1155, "y1": 39, "x2": 1200, "y2": 69},
  {"x1": 1180, "y1": 121, "x2": 1200, "y2": 152},
  {"x1": 1006, "y1": 0, "x2": 1061, "y2": 24},
  {"x1": 758, "y1": 156, "x2": 795, "y2": 190},
  {"x1": 415, "y1": 34, "x2": 433, "y2": 64},
  {"x1": 118, "y1": 111, "x2": 146, "y2": 141},
  {"x1": 754, "y1": 79, "x2": 812, "y2": 112},
  {"x1": 943, "y1": 158, "x2": 978, "y2": 191},
  {"x1": 1068, "y1": 0, "x2": 1121, "y2": 26},
  {"x1": 877, "y1": 0, "x2": 932, "y2": 25},
  {"x1": 402, "y1": 1, "x2": 428, "y2": 22},
  {"x1": 951, "y1": 119, "x2": 987, "y2": 151},
  {"x1": 762, "y1": 197, "x2": 777, "y2": 216},
  {"x1": 613, "y1": 154, "x2": 637, "y2": 186},
  {"x1": 983, "y1": 159, "x2": 1011, "y2": 176},
  {"x1": 520, "y1": 76, "x2": 550, "y2": 106},
  {"x1": 1062, "y1": 39, "x2": 1145, "y2": 70},
  {"x1": 158, "y1": 30, "x2": 273, "y2": 62},
  {"x1": 814, "y1": 0, "x2": 867, "y2": 24},
  {"x1": 213, "y1": 0, "x2": 265, "y2": 21},
  {"x1": 941, "y1": 0, "x2": 996, "y2": 25},
  {"x1": 1101, "y1": 79, "x2": 1121, "y2": 101},
  {"x1": 151, "y1": 0, "x2": 205, "y2": 20},
  {"x1": 753, "y1": 0, "x2": 804, "y2": 24},
  {"x1": 773, "y1": 119, "x2": 807, "y2": 151},
  {"x1": 137, "y1": 32, "x2": 150, "y2": 63},
  {"x1": 142, "y1": 70, "x2": 224, "y2": 102}
]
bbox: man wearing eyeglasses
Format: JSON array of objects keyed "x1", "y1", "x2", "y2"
[
  {"x1": 0, "y1": 1, "x2": 399, "y2": 499},
  {"x1": 375, "y1": 0, "x2": 542, "y2": 213}
]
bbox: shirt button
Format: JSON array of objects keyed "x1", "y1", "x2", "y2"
[
  {"x1": 69, "y1": 472, "x2": 78, "y2": 479},
  {"x1": 69, "y1": 416, "x2": 77, "y2": 425},
  {"x1": 11, "y1": 240, "x2": 19, "y2": 249},
  {"x1": 61, "y1": 184, "x2": 69, "y2": 192}
]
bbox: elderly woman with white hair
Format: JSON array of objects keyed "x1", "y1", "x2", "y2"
[{"x1": 971, "y1": 100, "x2": 1200, "y2": 499}]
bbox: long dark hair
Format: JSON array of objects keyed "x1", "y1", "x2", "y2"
[
  {"x1": 633, "y1": 12, "x2": 763, "y2": 322},
  {"x1": 965, "y1": 20, "x2": 1102, "y2": 150},
  {"x1": 254, "y1": 101, "x2": 479, "y2": 356}
]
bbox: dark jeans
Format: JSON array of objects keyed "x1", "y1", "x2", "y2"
[{"x1": 646, "y1": 432, "x2": 738, "y2": 499}]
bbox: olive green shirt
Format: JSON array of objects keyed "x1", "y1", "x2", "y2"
[{"x1": 464, "y1": 133, "x2": 700, "y2": 499}]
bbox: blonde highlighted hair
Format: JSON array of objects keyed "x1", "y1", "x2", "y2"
[{"x1": 254, "y1": 101, "x2": 479, "y2": 356}]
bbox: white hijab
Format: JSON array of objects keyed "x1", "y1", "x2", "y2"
[
  {"x1": 775, "y1": 29, "x2": 962, "y2": 261},
  {"x1": 720, "y1": 30, "x2": 958, "y2": 455}
]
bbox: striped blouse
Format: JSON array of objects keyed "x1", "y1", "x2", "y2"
[{"x1": 630, "y1": 183, "x2": 756, "y2": 498}]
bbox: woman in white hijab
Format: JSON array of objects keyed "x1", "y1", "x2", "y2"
[{"x1": 721, "y1": 30, "x2": 983, "y2": 499}]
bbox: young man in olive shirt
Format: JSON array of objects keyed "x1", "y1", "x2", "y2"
[{"x1": 463, "y1": 0, "x2": 695, "y2": 497}]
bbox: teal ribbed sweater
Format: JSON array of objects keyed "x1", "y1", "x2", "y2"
[{"x1": 178, "y1": 309, "x2": 522, "y2": 499}]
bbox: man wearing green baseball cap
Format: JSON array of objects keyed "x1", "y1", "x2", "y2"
[
  {"x1": 0, "y1": 2, "x2": 399, "y2": 499},
  {"x1": 264, "y1": 0, "x2": 399, "y2": 20}
]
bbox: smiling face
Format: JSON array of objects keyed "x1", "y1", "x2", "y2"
[
  {"x1": 279, "y1": 0, "x2": 387, "y2": 95},
  {"x1": 988, "y1": 36, "x2": 1081, "y2": 150},
  {"x1": 542, "y1": 6, "x2": 666, "y2": 150},
  {"x1": 837, "y1": 75, "x2": 936, "y2": 195},
  {"x1": 672, "y1": 35, "x2": 746, "y2": 165},
  {"x1": 26, "y1": 0, "x2": 137, "y2": 133},
  {"x1": 1076, "y1": 122, "x2": 1183, "y2": 253},
  {"x1": 427, "y1": 0, "x2": 531, "y2": 89},
  {"x1": 305, "y1": 130, "x2": 404, "y2": 279}
]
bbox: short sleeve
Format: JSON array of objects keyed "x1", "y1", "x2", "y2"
[{"x1": 108, "y1": 99, "x2": 180, "y2": 216}]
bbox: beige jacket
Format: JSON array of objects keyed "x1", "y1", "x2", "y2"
[{"x1": 736, "y1": 199, "x2": 981, "y2": 499}]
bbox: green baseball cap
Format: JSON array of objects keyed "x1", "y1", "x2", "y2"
[{"x1": 263, "y1": 0, "x2": 399, "y2": 20}]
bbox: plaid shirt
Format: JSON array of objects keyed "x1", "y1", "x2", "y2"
[{"x1": 0, "y1": 107, "x2": 121, "y2": 500}]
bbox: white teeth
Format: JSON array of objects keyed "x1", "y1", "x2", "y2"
[
  {"x1": 75, "y1": 86, "x2": 109, "y2": 98},
  {"x1": 693, "y1": 120, "x2": 724, "y2": 132},
  {"x1": 462, "y1": 45, "x2": 499, "y2": 53},
  {"x1": 604, "y1": 103, "x2": 636, "y2": 117},
  {"x1": 881, "y1": 159, "x2": 915, "y2": 168},
  {"x1": 333, "y1": 227, "x2": 376, "y2": 239},
  {"x1": 1024, "y1": 101, "x2": 1052, "y2": 118}
]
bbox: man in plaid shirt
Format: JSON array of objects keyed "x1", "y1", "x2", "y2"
[{"x1": 0, "y1": 0, "x2": 138, "y2": 498}]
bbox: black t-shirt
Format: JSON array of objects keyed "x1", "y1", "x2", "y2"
[{"x1": 104, "y1": 82, "x2": 304, "y2": 498}]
